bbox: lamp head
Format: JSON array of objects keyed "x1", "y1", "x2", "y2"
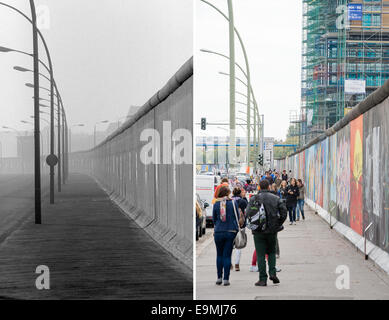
[
  {"x1": 0, "y1": 46, "x2": 12, "y2": 53},
  {"x1": 14, "y1": 66, "x2": 30, "y2": 72}
]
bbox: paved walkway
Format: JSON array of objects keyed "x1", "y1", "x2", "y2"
[
  {"x1": 0, "y1": 173, "x2": 192, "y2": 300},
  {"x1": 196, "y1": 206, "x2": 389, "y2": 300},
  {"x1": 0, "y1": 174, "x2": 49, "y2": 242}
]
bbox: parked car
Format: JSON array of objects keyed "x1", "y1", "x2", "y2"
[
  {"x1": 196, "y1": 174, "x2": 214, "y2": 223},
  {"x1": 196, "y1": 193, "x2": 209, "y2": 240}
]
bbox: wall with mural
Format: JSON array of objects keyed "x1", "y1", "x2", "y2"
[{"x1": 275, "y1": 98, "x2": 389, "y2": 254}]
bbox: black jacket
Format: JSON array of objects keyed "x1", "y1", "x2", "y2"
[
  {"x1": 285, "y1": 185, "x2": 299, "y2": 207},
  {"x1": 246, "y1": 190, "x2": 287, "y2": 234}
]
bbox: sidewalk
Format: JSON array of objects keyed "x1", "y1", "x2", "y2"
[
  {"x1": 196, "y1": 206, "x2": 389, "y2": 300},
  {"x1": 0, "y1": 173, "x2": 192, "y2": 300}
]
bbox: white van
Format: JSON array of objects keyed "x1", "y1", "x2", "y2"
[{"x1": 196, "y1": 174, "x2": 215, "y2": 226}]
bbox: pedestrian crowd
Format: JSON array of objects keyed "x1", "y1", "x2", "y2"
[{"x1": 211, "y1": 169, "x2": 306, "y2": 287}]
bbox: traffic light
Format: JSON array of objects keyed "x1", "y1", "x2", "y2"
[
  {"x1": 258, "y1": 154, "x2": 263, "y2": 166},
  {"x1": 201, "y1": 117, "x2": 206, "y2": 130}
]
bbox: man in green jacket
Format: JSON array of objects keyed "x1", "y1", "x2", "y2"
[{"x1": 246, "y1": 179, "x2": 287, "y2": 286}]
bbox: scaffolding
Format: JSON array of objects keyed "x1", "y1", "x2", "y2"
[{"x1": 299, "y1": 0, "x2": 389, "y2": 146}]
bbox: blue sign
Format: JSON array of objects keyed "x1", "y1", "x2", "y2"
[{"x1": 348, "y1": 4, "x2": 362, "y2": 21}]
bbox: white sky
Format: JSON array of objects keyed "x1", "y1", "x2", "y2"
[
  {"x1": 194, "y1": 0, "x2": 302, "y2": 140},
  {"x1": 0, "y1": 0, "x2": 192, "y2": 135}
]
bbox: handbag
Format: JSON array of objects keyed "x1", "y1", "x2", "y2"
[{"x1": 232, "y1": 200, "x2": 247, "y2": 249}]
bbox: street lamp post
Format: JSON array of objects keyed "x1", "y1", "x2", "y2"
[
  {"x1": 21, "y1": 120, "x2": 43, "y2": 162},
  {"x1": 0, "y1": 1, "x2": 63, "y2": 206},
  {"x1": 200, "y1": 0, "x2": 254, "y2": 171},
  {"x1": 29, "y1": 0, "x2": 41, "y2": 223},
  {"x1": 200, "y1": 48, "x2": 252, "y2": 166},
  {"x1": 31, "y1": 114, "x2": 50, "y2": 155},
  {"x1": 200, "y1": 49, "x2": 259, "y2": 169},
  {"x1": 227, "y1": 0, "x2": 236, "y2": 169},
  {"x1": 219, "y1": 71, "x2": 261, "y2": 169}
]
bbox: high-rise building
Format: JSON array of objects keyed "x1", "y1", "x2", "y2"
[{"x1": 298, "y1": 0, "x2": 389, "y2": 145}]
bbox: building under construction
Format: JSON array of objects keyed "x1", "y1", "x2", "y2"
[{"x1": 294, "y1": 0, "x2": 389, "y2": 146}]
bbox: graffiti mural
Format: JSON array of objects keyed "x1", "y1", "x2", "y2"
[
  {"x1": 336, "y1": 127, "x2": 351, "y2": 226},
  {"x1": 364, "y1": 100, "x2": 389, "y2": 252},
  {"x1": 328, "y1": 133, "x2": 337, "y2": 217},
  {"x1": 274, "y1": 98, "x2": 389, "y2": 254},
  {"x1": 350, "y1": 115, "x2": 363, "y2": 235},
  {"x1": 322, "y1": 138, "x2": 329, "y2": 212}
]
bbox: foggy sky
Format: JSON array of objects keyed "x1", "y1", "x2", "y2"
[
  {"x1": 0, "y1": 0, "x2": 193, "y2": 139},
  {"x1": 195, "y1": 0, "x2": 302, "y2": 140}
]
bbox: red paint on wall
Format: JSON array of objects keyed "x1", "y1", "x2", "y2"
[{"x1": 350, "y1": 115, "x2": 363, "y2": 235}]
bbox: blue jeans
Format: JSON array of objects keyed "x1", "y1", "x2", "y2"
[
  {"x1": 297, "y1": 199, "x2": 305, "y2": 219},
  {"x1": 287, "y1": 205, "x2": 296, "y2": 222},
  {"x1": 214, "y1": 231, "x2": 236, "y2": 280}
]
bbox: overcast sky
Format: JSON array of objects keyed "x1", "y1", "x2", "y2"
[
  {"x1": 0, "y1": 0, "x2": 192, "y2": 135},
  {"x1": 195, "y1": 0, "x2": 302, "y2": 140}
]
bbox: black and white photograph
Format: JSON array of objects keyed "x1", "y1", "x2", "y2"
[{"x1": 0, "y1": 0, "x2": 193, "y2": 300}]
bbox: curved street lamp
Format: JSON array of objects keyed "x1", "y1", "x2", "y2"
[
  {"x1": 199, "y1": 48, "x2": 261, "y2": 168},
  {"x1": 219, "y1": 71, "x2": 262, "y2": 162},
  {"x1": 21, "y1": 120, "x2": 44, "y2": 160},
  {"x1": 0, "y1": 1, "x2": 65, "y2": 208},
  {"x1": 200, "y1": 0, "x2": 256, "y2": 170}
]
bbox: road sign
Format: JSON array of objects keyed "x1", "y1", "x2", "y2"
[{"x1": 46, "y1": 154, "x2": 58, "y2": 167}]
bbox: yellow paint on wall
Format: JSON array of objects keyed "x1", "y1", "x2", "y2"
[{"x1": 353, "y1": 129, "x2": 363, "y2": 189}]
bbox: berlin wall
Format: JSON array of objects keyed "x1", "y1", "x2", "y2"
[
  {"x1": 70, "y1": 58, "x2": 193, "y2": 270},
  {"x1": 275, "y1": 79, "x2": 389, "y2": 273}
]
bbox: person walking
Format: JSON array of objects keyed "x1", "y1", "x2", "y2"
[
  {"x1": 285, "y1": 178, "x2": 299, "y2": 225},
  {"x1": 296, "y1": 179, "x2": 305, "y2": 221},
  {"x1": 231, "y1": 187, "x2": 248, "y2": 272},
  {"x1": 212, "y1": 178, "x2": 229, "y2": 205},
  {"x1": 270, "y1": 183, "x2": 278, "y2": 195},
  {"x1": 274, "y1": 172, "x2": 282, "y2": 189},
  {"x1": 265, "y1": 172, "x2": 274, "y2": 185},
  {"x1": 212, "y1": 186, "x2": 244, "y2": 286},
  {"x1": 281, "y1": 170, "x2": 288, "y2": 181},
  {"x1": 278, "y1": 180, "x2": 288, "y2": 200},
  {"x1": 246, "y1": 180, "x2": 287, "y2": 286}
]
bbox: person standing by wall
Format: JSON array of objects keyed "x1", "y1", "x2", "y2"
[
  {"x1": 296, "y1": 179, "x2": 305, "y2": 221},
  {"x1": 285, "y1": 178, "x2": 299, "y2": 225}
]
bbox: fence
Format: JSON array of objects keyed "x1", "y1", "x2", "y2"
[
  {"x1": 275, "y1": 79, "x2": 389, "y2": 272},
  {"x1": 70, "y1": 58, "x2": 193, "y2": 269}
]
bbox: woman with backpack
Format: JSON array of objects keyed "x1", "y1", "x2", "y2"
[
  {"x1": 285, "y1": 178, "x2": 299, "y2": 225},
  {"x1": 212, "y1": 186, "x2": 244, "y2": 286}
]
